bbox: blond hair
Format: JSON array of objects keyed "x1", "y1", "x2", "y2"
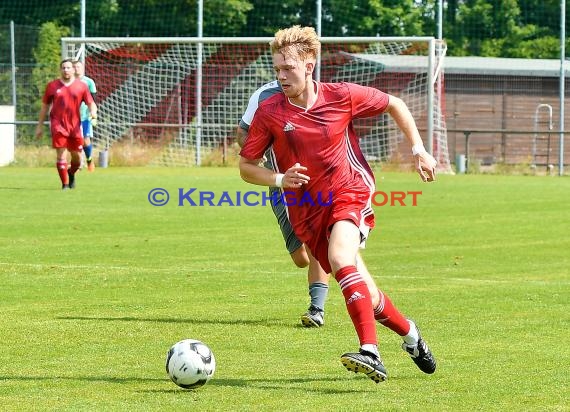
[{"x1": 270, "y1": 25, "x2": 320, "y2": 61}]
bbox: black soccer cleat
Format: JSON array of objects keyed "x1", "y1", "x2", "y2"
[
  {"x1": 68, "y1": 172, "x2": 76, "y2": 189},
  {"x1": 340, "y1": 349, "x2": 387, "y2": 383},
  {"x1": 62, "y1": 184, "x2": 70, "y2": 190},
  {"x1": 300, "y1": 305, "x2": 324, "y2": 327},
  {"x1": 402, "y1": 324, "x2": 437, "y2": 374}
]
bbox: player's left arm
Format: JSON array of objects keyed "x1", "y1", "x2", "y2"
[
  {"x1": 385, "y1": 95, "x2": 437, "y2": 182},
  {"x1": 83, "y1": 86, "x2": 98, "y2": 124},
  {"x1": 90, "y1": 79, "x2": 97, "y2": 96},
  {"x1": 88, "y1": 101, "x2": 97, "y2": 117},
  {"x1": 89, "y1": 81, "x2": 97, "y2": 101}
]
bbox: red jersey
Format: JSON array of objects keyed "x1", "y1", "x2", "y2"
[
  {"x1": 43, "y1": 79, "x2": 94, "y2": 139},
  {"x1": 241, "y1": 82, "x2": 389, "y2": 271}
]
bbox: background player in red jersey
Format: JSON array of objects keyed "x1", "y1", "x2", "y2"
[
  {"x1": 36, "y1": 59, "x2": 97, "y2": 190},
  {"x1": 240, "y1": 26, "x2": 437, "y2": 383}
]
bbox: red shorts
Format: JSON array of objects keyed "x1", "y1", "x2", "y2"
[
  {"x1": 295, "y1": 187, "x2": 375, "y2": 274},
  {"x1": 52, "y1": 131, "x2": 84, "y2": 152}
]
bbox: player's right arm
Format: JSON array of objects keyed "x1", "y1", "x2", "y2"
[
  {"x1": 239, "y1": 156, "x2": 278, "y2": 186},
  {"x1": 36, "y1": 83, "x2": 52, "y2": 139},
  {"x1": 239, "y1": 108, "x2": 282, "y2": 186},
  {"x1": 236, "y1": 126, "x2": 248, "y2": 148},
  {"x1": 240, "y1": 158, "x2": 309, "y2": 189},
  {"x1": 35, "y1": 102, "x2": 49, "y2": 139},
  {"x1": 236, "y1": 95, "x2": 258, "y2": 148},
  {"x1": 237, "y1": 81, "x2": 281, "y2": 148}
]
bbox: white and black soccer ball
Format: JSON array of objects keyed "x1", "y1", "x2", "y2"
[{"x1": 166, "y1": 339, "x2": 216, "y2": 389}]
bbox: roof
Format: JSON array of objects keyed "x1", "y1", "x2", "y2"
[{"x1": 350, "y1": 54, "x2": 569, "y2": 77}]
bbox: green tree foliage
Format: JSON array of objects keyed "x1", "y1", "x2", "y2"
[
  {"x1": 1, "y1": 0, "x2": 567, "y2": 57},
  {"x1": 318, "y1": 0, "x2": 424, "y2": 36},
  {"x1": 243, "y1": 0, "x2": 306, "y2": 36},
  {"x1": 518, "y1": 0, "x2": 560, "y2": 34},
  {"x1": 204, "y1": 0, "x2": 253, "y2": 36},
  {"x1": 1, "y1": 0, "x2": 80, "y2": 32},
  {"x1": 81, "y1": 0, "x2": 196, "y2": 36},
  {"x1": 83, "y1": 0, "x2": 253, "y2": 36},
  {"x1": 31, "y1": 22, "x2": 70, "y2": 115},
  {"x1": 445, "y1": 0, "x2": 566, "y2": 57},
  {"x1": 0, "y1": 71, "x2": 12, "y2": 106}
]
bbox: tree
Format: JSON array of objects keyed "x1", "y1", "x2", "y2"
[
  {"x1": 518, "y1": 0, "x2": 560, "y2": 35},
  {"x1": 319, "y1": 0, "x2": 425, "y2": 36},
  {"x1": 1, "y1": 0, "x2": 80, "y2": 32},
  {"x1": 445, "y1": 0, "x2": 562, "y2": 58},
  {"x1": 32, "y1": 22, "x2": 69, "y2": 89},
  {"x1": 88, "y1": 0, "x2": 253, "y2": 37},
  {"x1": 2, "y1": 0, "x2": 567, "y2": 58},
  {"x1": 25, "y1": 21, "x2": 70, "y2": 143},
  {"x1": 242, "y1": 0, "x2": 306, "y2": 36}
]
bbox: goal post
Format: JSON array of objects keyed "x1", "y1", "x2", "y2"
[{"x1": 62, "y1": 36, "x2": 450, "y2": 171}]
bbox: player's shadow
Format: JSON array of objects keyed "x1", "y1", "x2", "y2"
[
  {"x1": 212, "y1": 377, "x2": 374, "y2": 393},
  {"x1": 57, "y1": 315, "x2": 286, "y2": 327},
  {"x1": 140, "y1": 376, "x2": 374, "y2": 394}
]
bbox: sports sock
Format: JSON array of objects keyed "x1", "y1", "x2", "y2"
[
  {"x1": 84, "y1": 143, "x2": 93, "y2": 162},
  {"x1": 57, "y1": 161, "x2": 68, "y2": 184},
  {"x1": 335, "y1": 265, "x2": 377, "y2": 346},
  {"x1": 402, "y1": 319, "x2": 420, "y2": 345},
  {"x1": 308, "y1": 282, "x2": 328, "y2": 311},
  {"x1": 69, "y1": 159, "x2": 81, "y2": 175},
  {"x1": 360, "y1": 344, "x2": 380, "y2": 358},
  {"x1": 373, "y1": 289, "x2": 411, "y2": 336}
]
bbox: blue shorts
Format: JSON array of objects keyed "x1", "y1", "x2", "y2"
[
  {"x1": 269, "y1": 187, "x2": 303, "y2": 254},
  {"x1": 81, "y1": 120, "x2": 93, "y2": 139}
]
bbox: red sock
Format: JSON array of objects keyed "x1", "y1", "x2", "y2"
[
  {"x1": 68, "y1": 160, "x2": 81, "y2": 175},
  {"x1": 335, "y1": 265, "x2": 377, "y2": 345},
  {"x1": 57, "y1": 161, "x2": 68, "y2": 185},
  {"x1": 373, "y1": 290, "x2": 411, "y2": 336}
]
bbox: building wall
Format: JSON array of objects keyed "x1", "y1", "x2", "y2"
[{"x1": 444, "y1": 75, "x2": 569, "y2": 166}]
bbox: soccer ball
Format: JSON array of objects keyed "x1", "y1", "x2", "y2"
[{"x1": 166, "y1": 339, "x2": 216, "y2": 389}]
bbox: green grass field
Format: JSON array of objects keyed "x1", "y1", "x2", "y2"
[{"x1": 0, "y1": 166, "x2": 568, "y2": 411}]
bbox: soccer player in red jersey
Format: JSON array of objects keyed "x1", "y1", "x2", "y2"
[
  {"x1": 36, "y1": 59, "x2": 97, "y2": 190},
  {"x1": 237, "y1": 80, "x2": 377, "y2": 329},
  {"x1": 240, "y1": 26, "x2": 437, "y2": 383}
]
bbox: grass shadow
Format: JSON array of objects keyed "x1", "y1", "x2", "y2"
[
  {"x1": 0, "y1": 186, "x2": 55, "y2": 191},
  {"x1": 56, "y1": 315, "x2": 287, "y2": 327},
  {"x1": 0, "y1": 375, "x2": 164, "y2": 384},
  {"x1": 140, "y1": 376, "x2": 375, "y2": 394}
]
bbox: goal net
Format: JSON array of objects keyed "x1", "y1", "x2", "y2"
[{"x1": 62, "y1": 37, "x2": 450, "y2": 170}]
